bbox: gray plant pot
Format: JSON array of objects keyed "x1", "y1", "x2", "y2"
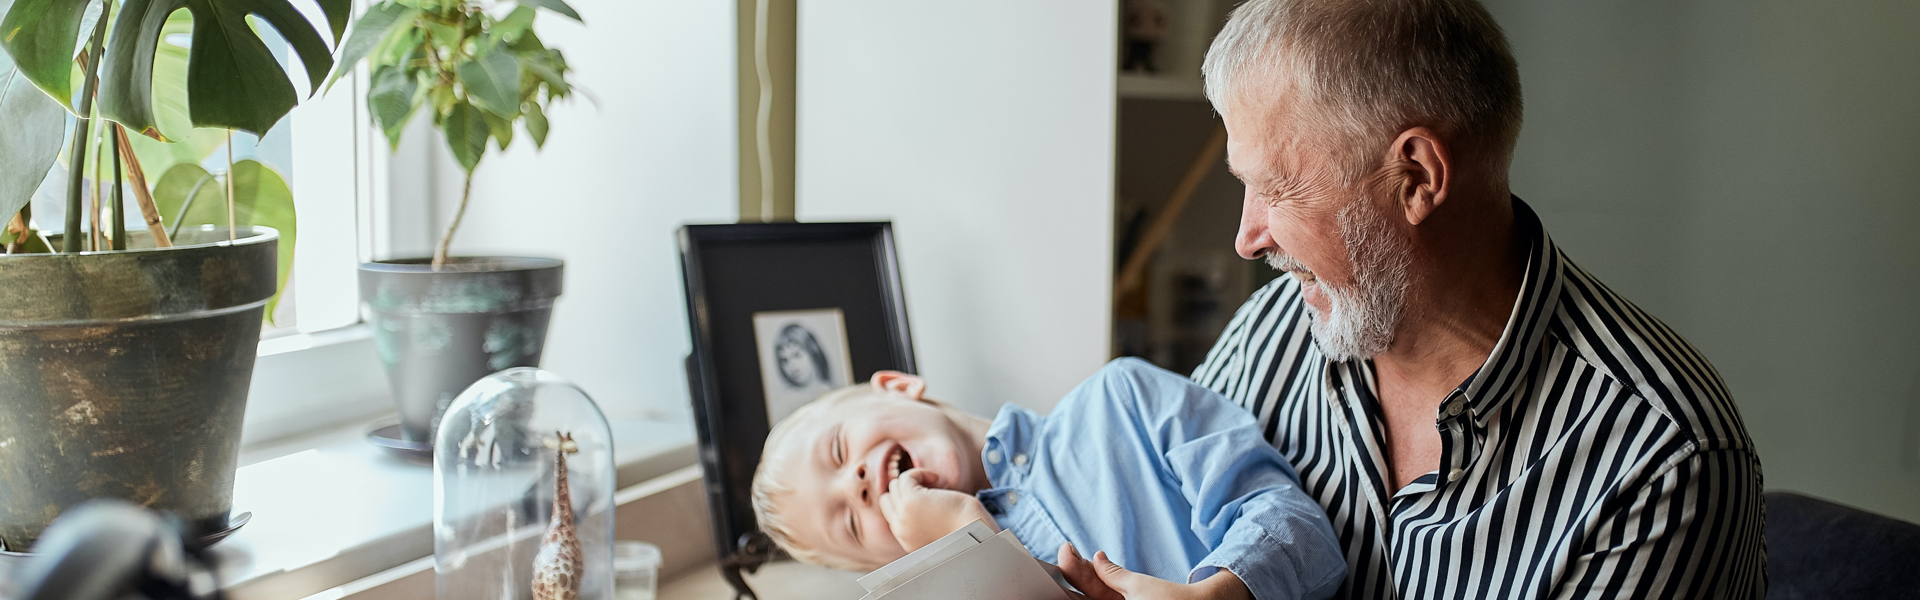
[
  {"x1": 358, "y1": 257, "x2": 564, "y2": 444},
  {"x1": 0, "y1": 227, "x2": 277, "y2": 551}
]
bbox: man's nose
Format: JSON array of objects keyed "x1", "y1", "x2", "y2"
[{"x1": 1235, "y1": 191, "x2": 1275, "y2": 260}]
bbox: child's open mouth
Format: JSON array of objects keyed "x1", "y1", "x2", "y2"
[{"x1": 887, "y1": 446, "x2": 914, "y2": 482}]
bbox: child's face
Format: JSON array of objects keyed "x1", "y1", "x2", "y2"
[{"x1": 766, "y1": 389, "x2": 986, "y2": 569}]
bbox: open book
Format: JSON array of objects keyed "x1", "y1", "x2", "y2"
[{"x1": 856, "y1": 520, "x2": 1082, "y2": 600}]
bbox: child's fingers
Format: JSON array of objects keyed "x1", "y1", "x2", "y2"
[
  {"x1": 900, "y1": 467, "x2": 938, "y2": 488},
  {"x1": 1056, "y1": 543, "x2": 1123, "y2": 600},
  {"x1": 1092, "y1": 551, "x2": 1154, "y2": 596}
]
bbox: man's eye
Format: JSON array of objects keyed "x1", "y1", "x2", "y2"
[
  {"x1": 847, "y1": 510, "x2": 859, "y2": 542},
  {"x1": 834, "y1": 436, "x2": 845, "y2": 466}
]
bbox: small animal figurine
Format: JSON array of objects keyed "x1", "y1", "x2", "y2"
[{"x1": 532, "y1": 431, "x2": 583, "y2": 600}]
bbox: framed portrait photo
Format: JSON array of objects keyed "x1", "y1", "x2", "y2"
[
  {"x1": 678, "y1": 221, "x2": 917, "y2": 597},
  {"x1": 752, "y1": 308, "x2": 855, "y2": 423}
]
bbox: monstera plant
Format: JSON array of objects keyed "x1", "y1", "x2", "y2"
[
  {"x1": 0, "y1": 0, "x2": 344, "y2": 551},
  {"x1": 330, "y1": 0, "x2": 580, "y2": 447}
]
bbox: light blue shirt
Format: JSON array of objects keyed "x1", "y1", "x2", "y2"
[{"x1": 977, "y1": 358, "x2": 1346, "y2": 600}]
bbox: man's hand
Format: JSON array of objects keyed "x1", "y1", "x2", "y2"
[
  {"x1": 878, "y1": 468, "x2": 998, "y2": 551},
  {"x1": 1056, "y1": 543, "x2": 1253, "y2": 600}
]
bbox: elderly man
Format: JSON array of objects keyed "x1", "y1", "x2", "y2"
[{"x1": 1067, "y1": 0, "x2": 1767, "y2": 599}]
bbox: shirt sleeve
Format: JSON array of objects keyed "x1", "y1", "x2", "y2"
[
  {"x1": 1552, "y1": 447, "x2": 1767, "y2": 600},
  {"x1": 1101, "y1": 358, "x2": 1347, "y2": 600}
]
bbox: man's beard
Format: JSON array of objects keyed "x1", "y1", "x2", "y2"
[{"x1": 1266, "y1": 197, "x2": 1413, "y2": 361}]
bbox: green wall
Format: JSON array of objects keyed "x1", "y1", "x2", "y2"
[{"x1": 1483, "y1": 0, "x2": 1920, "y2": 521}]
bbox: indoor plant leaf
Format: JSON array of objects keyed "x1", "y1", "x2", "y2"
[
  {"x1": 315, "y1": 0, "x2": 349, "y2": 43},
  {"x1": 0, "y1": 0, "x2": 90, "y2": 111},
  {"x1": 443, "y1": 100, "x2": 488, "y2": 172},
  {"x1": 515, "y1": 0, "x2": 579, "y2": 22},
  {"x1": 0, "y1": 36, "x2": 68, "y2": 220},
  {"x1": 120, "y1": 11, "x2": 224, "y2": 176},
  {"x1": 368, "y1": 64, "x2": 417, "y2": 147},
  {"x1": 323, "y1": 2, "x2": 416, "y2": 91},
  {"x1": 150, "y1": 162, "x2": 218, "y2": 233},
  {"x1": 152, "y1": 160, "x2": 296, "y2": 318},
  {"x1": 481, "y1": 108, "x2": 512, "y2": 150},
  {"x1": 99, "y1": 0, "x2": 342, "y2": 138},
  {"x1": 492, "y1": 6, "x2": 534, "y2": 44},
  {"x1": 456, "y1": 46, "x2": 518, "y2": 118},
  {"x1": 523, "y1": 100, "x2": 547, "y2": 148}
]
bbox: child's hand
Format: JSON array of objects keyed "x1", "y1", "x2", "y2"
[
  {"x1": 1056, "y1": 543, "x2": 1252, "y2": 600},
  {"x1": 879, "y1": 468, "x2": 998, "y2": 552}
]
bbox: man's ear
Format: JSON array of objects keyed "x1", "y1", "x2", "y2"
[
  {"x1": 1385, "y1": 127, "x2": 1451, "y2": 226},
  {"x1": 870, "y1": 371, "x2": 928, "y2": 401}
]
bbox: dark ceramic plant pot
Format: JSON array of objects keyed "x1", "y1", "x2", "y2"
[
  {"x1": 0, "y1": 227, "x2": 277, "y2": 551},
  {"x1": 358, "y1": 257, "x2": 564, "y2": 444}
]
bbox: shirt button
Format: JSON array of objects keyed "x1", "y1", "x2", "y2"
[
  {"x1": 1006, "y1": 491, "x2": 1020, "y2": 505},
  {"x1": 1013, "y1": 453, "x2": 1029, "y2": 466},
  {"x1": 987, "y1": 450, "x2": 1003, "y2": 464},
  {"x1": 1446, "y1": 400, "x2": 1465, "y2": 417},
  {"x1": 1447, "y1": 468, "x2": 1465, "y2": 482}
]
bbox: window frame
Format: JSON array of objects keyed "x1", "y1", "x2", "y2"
[{"x1": 238, "y1": 16, "x2": 399, "y2": 448}]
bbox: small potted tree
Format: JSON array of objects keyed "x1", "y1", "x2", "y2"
[
  {"x1": 0, "y1": 0, "x2": 342, "y2": 550},
  {"x1": 330, "y1": 0, "x2": 581, "y2": 445}
]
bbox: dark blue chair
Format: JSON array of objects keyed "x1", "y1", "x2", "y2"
[{"x1": 1765, "y1": 490, "x2": 1920, "y2": 600}]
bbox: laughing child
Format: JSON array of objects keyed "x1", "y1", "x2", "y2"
[{"x1": 749, "y1": 358, "x2": 1346, "y2": 600}]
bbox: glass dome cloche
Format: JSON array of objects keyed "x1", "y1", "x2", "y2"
[{"x1": 435, "y1": 368, "x2": 615, "y2": 600}]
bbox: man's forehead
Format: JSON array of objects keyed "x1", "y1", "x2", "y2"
[{"x1": 1224, "y1": 105, "x2": 1332, "y2": 183}]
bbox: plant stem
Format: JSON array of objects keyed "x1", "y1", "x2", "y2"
[
  {"x1": 62, "y1": 7, "x2": 110, "y2": 253},
  {"x1": 90, "y1": 120, "x2": 104, "y2": 251},
  {"x1": 168, "y1": 173, "x2": 214, "y2": 239},
  {"x1": 431, "y1": 169, "x2": 474, "y2": 271},
  {"x1": 226, "y1": 130, "x2": 236, "y2": 242},
  {"x1": 111, "y1": 130, "x2": 125, "y2": 250},
  {"x1": 4, "y1": 205, "x2": 26, "y2": 254},
  {"x1": 113, "y1": 125, "x2": 170, "y2": 248}
]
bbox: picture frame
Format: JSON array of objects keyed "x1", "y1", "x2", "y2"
[{"x1": 678, "y1": 221, "x2": 918, "y2": 598}]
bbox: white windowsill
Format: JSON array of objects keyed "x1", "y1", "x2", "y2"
[
  {"x1": 211, "y1": 414, "x2": 697, "y2": 599},
  {"x1": 242, "y1": 324, "x2": 394, "y2": 449}
]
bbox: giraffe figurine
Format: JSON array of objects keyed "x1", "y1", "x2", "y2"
[{"x1": 532, "y1": 431, "x2": 583, "y2": 600}]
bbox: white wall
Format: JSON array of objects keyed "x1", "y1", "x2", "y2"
[
  {"x1": 795, "y1": 2, "x2": 1118, "y2": 416},
  {"x1": 416, "y1": 0, "x2": 738, "y2": 422},
  {"x1": 1483, "y1": 0, "x2": 1920, "y2": 522}
]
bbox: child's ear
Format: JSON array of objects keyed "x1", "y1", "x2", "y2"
[{"x1": 870, "y1": 371, "x2": 928, "y2": 401}]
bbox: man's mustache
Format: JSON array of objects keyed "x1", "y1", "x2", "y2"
[{"x1": 1265, "y1": 253, "x2": 1311, "y2": 276}]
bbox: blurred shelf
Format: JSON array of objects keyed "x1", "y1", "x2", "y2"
[{"x1": 1118, "y1": 73, "x2": 1207, "y2": 101}]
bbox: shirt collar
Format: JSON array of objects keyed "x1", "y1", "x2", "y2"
[
  {"x1": 982, "y1": 403, "x2": 1039, "y2": 485},
  {"x1": 1451, "y1": 196, "x2": 1566, "y2": 429}
]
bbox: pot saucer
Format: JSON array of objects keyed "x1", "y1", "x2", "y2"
[
  {"x1": 366, "y1": 423, "x2": 434, "y2": 464},
  {"x1": 0, "y1": 511, "x2": 250, "y2": 556}
]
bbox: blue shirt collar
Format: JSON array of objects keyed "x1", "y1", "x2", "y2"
[{"x1": 982, "y1": 403, "x2": 1039, "y2": 484}]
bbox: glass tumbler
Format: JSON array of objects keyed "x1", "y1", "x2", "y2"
[{"x1": 614, "y1": 540, "x2": 663, "y2": 600}]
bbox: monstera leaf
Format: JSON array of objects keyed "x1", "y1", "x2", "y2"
[
  {"x1": 0, "y1": 8, "x2": 66, "y2": 221},
  {"x1": 0, "y1": 0, "x2": 350, "y2": 139},
  {"x1": 151, "y1": 160, "x2": 296, "y2": 318},
  {"x1": 119, "y1": 10, "x2": 225, "y2": 179}
]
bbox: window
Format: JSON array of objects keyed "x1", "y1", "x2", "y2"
[{"x1": 238, "y1": 4, "x2": 394, "y2": 446}]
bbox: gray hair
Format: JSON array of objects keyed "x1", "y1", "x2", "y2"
[{"x1": 1202, "y1": 0, "x2": 1523, "y2": 185}]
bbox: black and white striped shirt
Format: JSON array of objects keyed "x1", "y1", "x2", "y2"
[{"x1": 1191, "y1": 199, "x2": 1766, "y2": 599}]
